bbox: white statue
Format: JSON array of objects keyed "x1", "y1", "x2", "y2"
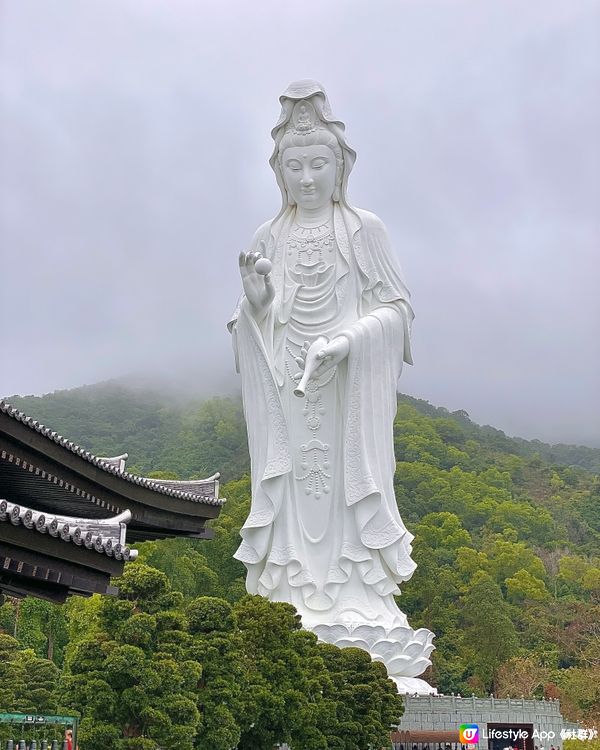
[{"x1": 229, "y1": 80, "x2": 435, "y2": 693}]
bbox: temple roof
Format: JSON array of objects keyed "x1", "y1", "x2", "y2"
[
  {"x1": 0, "y1": 398, "x2": 225, "y2": 601},
  {"x1": 0, "y1": 400, "x2": 223, "y2": 507},
  {"x1": 0, "y1": 499, "x2": 137, "y2": 561}
]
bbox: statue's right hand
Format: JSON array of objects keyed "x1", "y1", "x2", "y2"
[{"x1": 238, "y1": 241, "x2": 275, "y2": 316}]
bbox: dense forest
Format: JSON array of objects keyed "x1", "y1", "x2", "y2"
[{"x1": 1, "y1": 381, "x2": 599, "y2": 748}]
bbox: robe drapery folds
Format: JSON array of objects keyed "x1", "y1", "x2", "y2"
[{"x1": 229, "y1": 203, "x2": 417, "y2": 608}]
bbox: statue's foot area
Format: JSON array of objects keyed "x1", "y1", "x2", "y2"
[
  {"x1": 391, "y1": 676, "x2": 438, "y2": 695},
  {"x1": 311, "y1": 622, "x2": 436, "y2": 694}
]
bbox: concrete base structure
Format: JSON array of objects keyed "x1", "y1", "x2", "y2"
[{"x1": 395, "y1": 695, "x2": 568, "y2": 750}]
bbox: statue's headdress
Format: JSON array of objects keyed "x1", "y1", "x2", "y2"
[{"x1": 270, "y1": 80, "x2": 357, "y2": 214}]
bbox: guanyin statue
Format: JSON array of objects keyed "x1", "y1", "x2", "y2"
[{"x1": 229, "y1": 80, "x2": 435, "y2": 694}]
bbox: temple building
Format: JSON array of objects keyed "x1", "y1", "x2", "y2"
[{"x1": 0, "y1": 399, "x2": 224, "y2": 603}]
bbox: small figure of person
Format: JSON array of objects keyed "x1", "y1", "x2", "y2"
[{"x1": 64, "y1": 729, "x2": 77, "y2": 750}]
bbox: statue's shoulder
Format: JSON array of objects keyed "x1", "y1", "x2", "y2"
[
  {"x1": 353, "y1": 207, "x2": 388, "y2": 234},
  {"x1": 352, "y1": 208, "x2": 393, "y2": 249},
  {"x1": 250, "y1": 219, "x2": 274, "y2": 245}
]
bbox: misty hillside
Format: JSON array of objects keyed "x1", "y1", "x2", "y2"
[
  {"x1": 1, "y1": 378, "x2": 599, "y2": 722},
  {"x1": 5, "y1": 380, "x2": 600, "y2": 476}
]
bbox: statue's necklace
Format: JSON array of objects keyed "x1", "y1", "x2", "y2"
[{"x1": 288, "y1": 220, "x2": 334, "y2": 266}]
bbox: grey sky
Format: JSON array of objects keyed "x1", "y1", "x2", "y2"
[{"x1": 1, "y1": 0, "x2": 599, "y2": 446}]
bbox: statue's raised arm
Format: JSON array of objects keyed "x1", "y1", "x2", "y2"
[{"x1": 229, "y1": 80, "x2": 436, "y2": 694}]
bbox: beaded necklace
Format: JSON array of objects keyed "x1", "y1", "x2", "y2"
[{"x1": 288, "y1": 220, "x2": 335, "y2": 267}]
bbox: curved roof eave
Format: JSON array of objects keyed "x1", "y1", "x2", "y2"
[{"x1": 0, "y1": 400, "x2": 224, "y2": 508}]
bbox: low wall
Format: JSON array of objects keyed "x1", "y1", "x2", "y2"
[{"x1": 397, "y1": 695, "x2": 565, "y2": 750}]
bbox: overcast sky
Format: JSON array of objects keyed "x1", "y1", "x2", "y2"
[{"x1": 1, "y1": 0, "x2": 599, "y2": 447}]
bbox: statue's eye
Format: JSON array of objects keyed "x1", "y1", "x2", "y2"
[
  {"x1": 286, "y1": 160, "x2": 302, "y2": 171},
  {"x1": 312, "y1": 158, "x2": 327, "y2": 169}
]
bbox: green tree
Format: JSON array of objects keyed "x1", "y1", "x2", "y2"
[
  {"x1": 460, "y1": 572, "x2": 519, "y2": 692},
  {"x1": 11, "y1": 597, "x2": 68, "y2": 664},
  {"x1": 318, "y1": 644, "x2": 404, "y2": 750},
  {"x1": 0, "y1": 633, "x2": 59, "y2": 714},
  {"x1": 233, "y1": 595, "x2": 403, "y2": 750},
  {"x1": 487, "y1": 538, "x2": 547, "y2": 588},
  {"x1": 60, "y1": 565, "x2": 202, "y2": 750}
]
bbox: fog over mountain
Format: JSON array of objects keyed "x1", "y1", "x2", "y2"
[{"x1": 1, "y1": 0, "x2": 599, "y2": 447}]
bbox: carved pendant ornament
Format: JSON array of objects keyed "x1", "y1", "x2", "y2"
[{"x1": 229, "y1": 80, "x2": 436, "y2": 694}]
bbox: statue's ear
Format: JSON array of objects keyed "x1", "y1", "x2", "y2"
[{"x1": 287, "y1": 192, "x2": 296, "y2": 206}]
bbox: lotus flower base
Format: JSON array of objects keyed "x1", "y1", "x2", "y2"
[{"x1": 311, "y1": 622, "x2": 437, "y2": 695}]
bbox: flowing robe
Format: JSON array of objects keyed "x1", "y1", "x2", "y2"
[{"x1": 230, "y1": 203, "x2": 417, "y2": 631}]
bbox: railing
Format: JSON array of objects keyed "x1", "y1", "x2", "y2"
[{"x1": 403, "y1": 695, "x2": 562, "y2": 715}]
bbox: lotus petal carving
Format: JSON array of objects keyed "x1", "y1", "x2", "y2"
[{"x1": 309, "y1": 621, "x2": 436, "y2": 693}]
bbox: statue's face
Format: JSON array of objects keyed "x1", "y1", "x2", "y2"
[{"x1": 281, "y1": 144, "x2": 337, "y2": 209}]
